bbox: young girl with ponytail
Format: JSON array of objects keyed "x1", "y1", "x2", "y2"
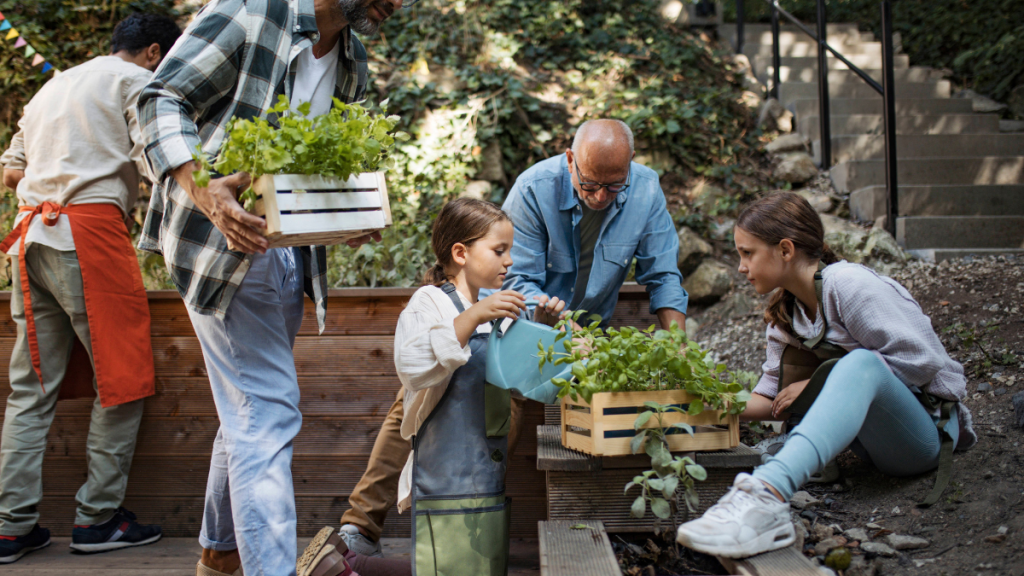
[{"x1": 675, "y1": 192, "x2": 976, "y2": 559}]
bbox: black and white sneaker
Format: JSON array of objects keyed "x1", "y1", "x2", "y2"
[
  {"x1": 69, "y1": 508, "x2": 161, "y2": 554},
  {"x1": 0, "y1": 524, "x2": 51, "y2": 563}
]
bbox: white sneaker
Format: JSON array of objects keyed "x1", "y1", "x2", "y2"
[
  {"x1": 337, "y1": 524, "x2": 383, "y2": 558},
  {"x1": 676, "y1": 473, "x2": 796, "y2": 558}
]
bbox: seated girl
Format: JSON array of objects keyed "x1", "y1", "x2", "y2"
[{"x1": 676, "y1": 192, "x2": 976, "y2": 559}]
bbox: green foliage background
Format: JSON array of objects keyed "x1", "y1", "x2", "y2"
[
  {"x1": 725, "y1": 0, "x2": 1024, "y2": 103},
  {"x1": 0, "y1": 0, "x2": 765, "y2": 289}
]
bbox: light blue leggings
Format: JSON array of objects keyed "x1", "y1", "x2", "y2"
[{"x1": 753, "y1": 349, "x2": 960, "y2": 501}]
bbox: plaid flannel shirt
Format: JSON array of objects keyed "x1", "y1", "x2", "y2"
[{"x1": 137, "y1": 0, "x2": 367, "y2": 333}]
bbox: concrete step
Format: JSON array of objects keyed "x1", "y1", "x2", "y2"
[
  {"x1": 850, "y1": 185, "x2": 1024, "y2": 221},
  {"x1": 830, "y1": 156, "x2": 1024, "y2": 193},
  {"x1": 762, "y1": 66, "x2": 937, "y2": 85},
  {"x1": 897, "y1": 216, "x2": 1024, "y2": 250},
  {"x1": 815, "y1": 134, "x2": 1024, "y2": 164},
  {"x1": 791, "y1": 97, "x2": 973, "y2": 119},
  {"x1": 799, "y1": 114, "x2": 1001, "y2": 140},
  {"x1": 907, "y1": 248, "x2": 1024, "y2": 262},
  {"x1": 745, "y1": 41, "x2": 883, "y2": 60},
  {"x1": 726, "y1": 29, "x2": 866, "y2": 50},
  {"x1": 720, "y1": 23, "x2": 862, "y2": 37},
  {"x1": 779, "y1": 80, "x2": 951, "y2": 105},
  {"x1": 754, "y1": 54, "x2": 910, "y2": 75}
]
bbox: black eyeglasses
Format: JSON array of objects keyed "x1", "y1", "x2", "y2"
[{"x1": 573, "y1": 159, "x2": 631, "y2": 194}]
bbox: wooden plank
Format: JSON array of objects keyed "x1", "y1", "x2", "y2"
[
  {"x1": 278, "y1": 210, "x2": 386, "y2": 236},
  {"x1": 538, "y1": 520, "x2": 620, "y2": 576},
  {"x1": 536, "y1": 425, "x2": 601, "y2": 472},
  {"x1": 717, "y1": 547, "x2": 822, "y2": 576},
  {"x1": 274, "y1": 190, "x2": 383, "y2": 212}
]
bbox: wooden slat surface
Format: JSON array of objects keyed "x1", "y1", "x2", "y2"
[
  {"x1": 0, "y1": 286, "x2": 657, "y2": 538},
  {"x1": 717, "y1": 547, "x2": 821, "y2": 576},
  {"x1": 538, "y1": 520, "x2": 620, "y2": 576}
]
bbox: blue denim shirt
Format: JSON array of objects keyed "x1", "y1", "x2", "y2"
[{"x1": 498, "y1": 155, "x2": 687, "y2": 325}]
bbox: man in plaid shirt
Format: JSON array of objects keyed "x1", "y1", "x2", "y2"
[{"x1": 137, "y1": 0, "x2": 402, "y2": 574}]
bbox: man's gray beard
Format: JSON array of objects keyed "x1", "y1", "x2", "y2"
[{"x1": 338, "y1": 0, "x2": 380, "y2": 36}]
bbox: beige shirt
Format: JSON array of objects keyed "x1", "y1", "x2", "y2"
[{"x1": 0, "y1": 56, "x2": 152, "y2": 254}]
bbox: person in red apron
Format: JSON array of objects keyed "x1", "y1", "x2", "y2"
[{"x1": 0, "y1": 13, "x2": 180, "y2": 564}]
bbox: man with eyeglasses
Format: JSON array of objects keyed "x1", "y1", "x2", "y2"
[{"x1": 502, "y1": 119, "x2": 688, "y2": 332}]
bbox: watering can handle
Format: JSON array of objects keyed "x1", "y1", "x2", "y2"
[{"x1": 491, "y1": 300, "x2": 539, "y2": 338}]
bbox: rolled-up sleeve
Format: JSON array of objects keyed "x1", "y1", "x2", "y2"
[
  {"x1": 394, "y1": 307, "x2": 471, "y2": 393},
  {"x1": 502, "y1": 181, "x2": 549, "y2": 301},
  {"x1": 138, "y1": 0, "x2": 248, "y2": 180},
  {"x1": 633, "y1": 187, "x2": 687, "y2": 315},
  {"x1": 753, "y1": 324, "x2": 792, "y2": 399}
]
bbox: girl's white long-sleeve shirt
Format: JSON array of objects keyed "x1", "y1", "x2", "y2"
[
  {"x1": 754, "y1": 262, "x2": 967, "y2": 403},
  {"x1": 393, "y1": 284, "x2": 491, "y2": 511}
]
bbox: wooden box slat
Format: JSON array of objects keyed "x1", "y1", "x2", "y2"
[{"x1": 538, "y1": 520, "x2": 620, "y2": 576}]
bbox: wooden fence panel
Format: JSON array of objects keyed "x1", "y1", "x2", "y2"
[{"x1": 0, "y1": 285, "x2": 654, "y2": 538}]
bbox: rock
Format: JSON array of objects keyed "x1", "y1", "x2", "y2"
[
  {"x1": 765, "y1": 133, "x2": 809, "y2": 154},
  {"x1": 682, "y1": 260, "x2": 733, "y2": 305},
  {"x1": 657, "y1": 0, "x2": 685, "y2": 20},
  {"x1": 953, "y1": 89, "x2": 1007, "y2": 113},
  {"x1": 811, "y1": 524, "x2": 834, "y2": 543},
  {"x1": 739, "y1": 90, "x2": 762, "y2": 109},
  {"x1": 707, "y1": 291, "x2": 760, "y2": 319},
  {"x1": 865, "y1": 522, "x2": 882, "y2": 530},
  {"x1": 978, "y1": 382, "x2": 992, "y2": 393},
  {"x1": 815, "y1": 537, "x2": 848, "y2": 556},
  {"x1": 795, "y1": 189, "x2": 835, "y2": 213},
  {"x1": 860, "y1": 542, "x2": 897, "y2": 557},
  {"x1": 676, "y1": 227, "x2": 714, "y2": 275},
  {"x1": 995, "y1": 387, "x2": 1007, "y2": 396},
  {"x1": 844, "y1": 528, "x2": 869, "y2": 542},
  {"x1": 791, "y1": 491, "x2": 821, "y2": 510},
  {"x1": 634, "y1": 148, "x2": 677, "y2": 173},
  {"x1": 684, "y1": 317, "x2": 700, "y2": 337},
  {"x1": 1012, "y1": 392, "x2": 1024, "y2": 429},
  {"x1": 984, "y1": 533, "x2": 1007, "y2": 544},
  {"x1": 727, "y1": 54, "x2": 762, "y2": 90},
  {"x1": 758, "y1": 98, "x2": 794, "y2": 133},
  {"x1": 1008, "y1": 85, "x2": 1024, "y2": 119},
  {"x1": 474, "y1": 141, "x2": 506, "y2": 182},
  {"x1": 885, "y1": 534, "x2": 930, "y2": 550},
  {"x1": 1000, "y1": 119, "x2": 1024, "y2": 133},
  {"x1": 689, "y1": 180, "x2": 729, "y2": 212},
  {"x1": 460, "y1": 180, "x2": 493, "y2": 201},
  {"x1": 863, "y1": 224, "x2": 908, "y2": 264},
  {"x1": 845, "y1": 555, "x2": 877, "y2": 576},
  {"x1": 775, "y1": 152, "x2": 818, "y2": 184}
]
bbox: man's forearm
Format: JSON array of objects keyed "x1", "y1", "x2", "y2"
[{"x1": 656, "y1": 307, "x2": 686, "y2": 332}]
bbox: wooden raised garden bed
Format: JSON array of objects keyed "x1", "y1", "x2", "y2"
[
  {"x1": 560, "y1": 389, "x2": 740, "y2": 457},
  {"x1": 253, "y1": 172, "x2": 392, "y2": 248}
]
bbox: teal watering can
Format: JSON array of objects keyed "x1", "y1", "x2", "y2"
[{"x1": 485, "y1": 303, "x2": 571, "y2": 405}]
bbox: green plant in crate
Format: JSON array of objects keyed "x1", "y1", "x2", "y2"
[
  {"x1": 537, "y1": 310, "x2": 751, "y2": 414},
  {"x1": 191, "y1": 95, "x2": 409, "y2": 211}
]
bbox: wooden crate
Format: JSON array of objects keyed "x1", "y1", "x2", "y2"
[
  {"x1": 560, "y1": 389, "x2": 739, "y2": 457},
  {"x1": 252, "y1": 172, "x2": 392, "y2": 248}
]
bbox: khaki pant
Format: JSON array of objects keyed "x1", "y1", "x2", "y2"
[
  {"x1": 0, "y1": 245, "x2": 144, "y2": 535},
  {"x1": 341, "y1": 389, "x2": 526, "y2": 541}
]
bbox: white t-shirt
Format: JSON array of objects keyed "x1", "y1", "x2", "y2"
[{"x1": 291, "y1": 40, "x2": 340, "y2": 117}]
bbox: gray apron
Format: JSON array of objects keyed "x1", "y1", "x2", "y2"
[{"x1": 411, "y1": 283, "x2": 511, "y2": 576}]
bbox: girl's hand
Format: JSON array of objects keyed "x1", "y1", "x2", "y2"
[
  {"x1": 771, "y1": 378, "x2": 809, "y2": 419},
  {"x1": 533, "y1": 295, "x2": 567, "y2": 327},
  {"x1": 470, "y1": 290, "x2": 527, "y2": 324}
]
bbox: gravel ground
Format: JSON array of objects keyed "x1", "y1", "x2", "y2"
[{"x1": 688, "y1": 255, "x2": 1024, "y2": 576}]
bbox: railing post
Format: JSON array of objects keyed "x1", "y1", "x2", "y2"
[
  {"x1": 736, "y1": 0, "x2": 745, "y2": 54},
  {"x1": 770, "y1": 0, "x2": 781, "y2": 99},
  {"x1": 815, "y1": 0, "x2": 831, "y2": 168},
  {"x1": 881, "y1": 0, "x2": 899, "y2": 237}
]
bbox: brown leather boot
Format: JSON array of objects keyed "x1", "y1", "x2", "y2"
[{"x1": 297, "y1": 527, "x2": 358, "y2": 576}]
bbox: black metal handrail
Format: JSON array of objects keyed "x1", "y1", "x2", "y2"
[{"x1": 733, "y1": 0, "x2": 899, "y2": 236}]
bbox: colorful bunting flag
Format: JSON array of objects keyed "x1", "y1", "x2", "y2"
[
  {"x1": 0, "y1": 14, "x2": 57, "y2": 75},
  {"x1": 41, "y1": 62, "x2": 52, "y2": 74},
  {"x1": 13, "y1": 36, "x2": 25, "y2": 48},
  {"x1": 0, "y1": 20, "x2": 10, "y2": 31},
  {"x1": 31, "y1": 53, "x2": 44, "y2": 67},
  {"x1": 5, "y1": 28, "x2": 17, "y2": 40},
  {"x1": 0, "y1": 12, "x2": 5, "y2": 21},
  {"x1": 24, "y1": 45, "x2": 34, "y2": 58}
]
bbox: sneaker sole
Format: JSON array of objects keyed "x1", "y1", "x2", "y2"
[
  {"x1": 677, "y1": 523, "x2": 796, "y2": 558},
  {"x1": 69, "y1": 533, "x2": 162, "y2": 554},
  {"x1": 0, "y1": 539, "x2": 51, "y2": 564},
  {"x1": 297, "y1": 526, "x2": 336, "y2": 576}
]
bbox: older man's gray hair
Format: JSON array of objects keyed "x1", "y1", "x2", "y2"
[{"x1": 571, "y1": 119, "x2": 635, "y2": 155}]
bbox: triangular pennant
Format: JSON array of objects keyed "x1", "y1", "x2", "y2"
[
  {"x1": 31, "y1": 53, "x2": 43, "y2": 66},
  {"x1": 41, "y1": 63, "x2": 52, "y2": 74},
  {"x1": 0, "y1": 20, "x2": 10, "y2": 31},
  {"x1": 5, "y1": 28, "x2": 17, "y2": 40},
  {"x1": 13, "y1": 36, "x2": 25, "y2": 48},
  {"x1": 0, "y1": 11, "x2": 5, "y2": 21},
  {"x1": 24, "y1": 45, "x2": 35, "y2": 58}
]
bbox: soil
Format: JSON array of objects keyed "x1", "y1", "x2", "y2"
[{"x1": 675, "y1": 254, "x2": 1024, "y2": 576}]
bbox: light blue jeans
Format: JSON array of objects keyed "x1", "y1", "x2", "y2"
[
  {"x1": 188, "y1": 248, "x2": 305, "y2": 576},
  {"x1": 754, "y1": 349, "x2": 960, "y2": 501}
]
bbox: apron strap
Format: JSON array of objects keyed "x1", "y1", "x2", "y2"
[
  {"x1": 440, "y1": 282, "x2": 465, "y2": 313},
  {"x1": 918, "y1": 396, "x2": 956, "y2": 508},
  {"x1": 801, "y1": 262, "x2": 829, "y2": 350}
]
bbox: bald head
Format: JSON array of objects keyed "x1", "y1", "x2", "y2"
[{"x1": 566, "y1": 119, "x2": 635, "y2": 210}]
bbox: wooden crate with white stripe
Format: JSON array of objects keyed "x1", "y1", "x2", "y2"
[{"x1": 252, "y1": 172, "x2": 392, "y2": 248}]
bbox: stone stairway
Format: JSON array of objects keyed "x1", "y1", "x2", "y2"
[{"x1": 721, "y1": 23, "x2": 1024, "y2": 261}]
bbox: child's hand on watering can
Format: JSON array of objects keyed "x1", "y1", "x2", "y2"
[{"x1": 533, "y1": 295, "x2": 567, "y2": 327}]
